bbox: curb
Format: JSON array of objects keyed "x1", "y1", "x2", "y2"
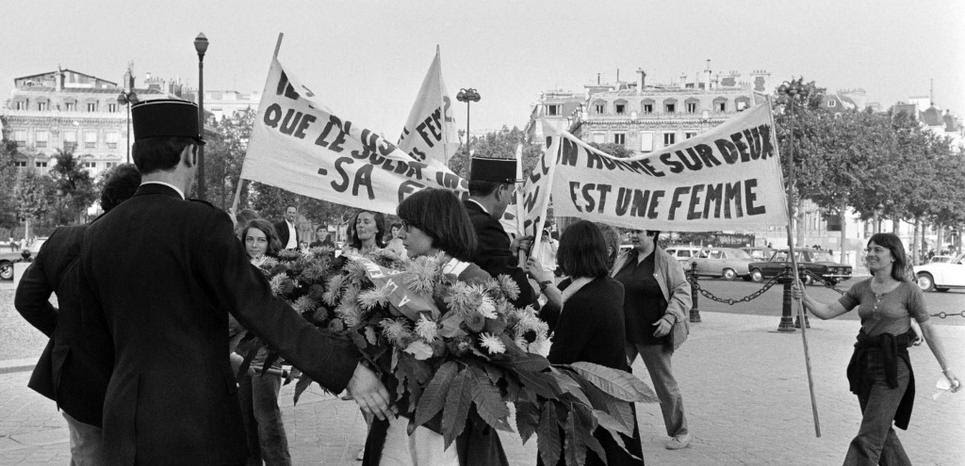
[{"x1": 0, "y1": 358, "x2": 36, "y2": 375}]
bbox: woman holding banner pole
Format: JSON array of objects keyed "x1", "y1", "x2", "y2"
[{"x1": 793, "y1": 233, "x2": 959, "y2": 465}]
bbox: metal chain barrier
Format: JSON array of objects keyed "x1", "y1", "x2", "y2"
[
  {"x1": 930, "y1": 311, "x2": 965, "y2": 319},
  {"x1": 690, "y1": 272, "x2": 787, "y2": 305}
]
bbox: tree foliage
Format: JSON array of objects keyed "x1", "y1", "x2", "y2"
[
  {"x1": 0, "y1": 135, "x2": 20, "y2": 230},
  {"x1": 48, "y1": 149, "x2": 97, "y2": 224}
]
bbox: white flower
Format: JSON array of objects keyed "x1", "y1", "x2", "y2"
[
  {"x1": 404, "y1": 340, "x2": 434, "y2": 360},
  {"x1": 380, "y1": 318, "x2": 410, "y2": 344},
  {"x1": 478, "y1": 332, "x2": 506, "y2": 355},
  {"x1": 292, "y1": 295, "x2": 317, "y2": 313},
  {"x1": 415, "y1": 314, "x2": 439, "y2": 342},
  {"x1": 477, "y1": 296, "x2": 498, "y2": 319},
  {"x1": 336, "y1": 303, "x2": 361, "y2": 327}
]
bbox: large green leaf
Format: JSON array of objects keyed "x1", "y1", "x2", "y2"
[
  {"x1": 562, "y1": 408, "x2": 587, "y2": 466},
  {"x1": 470, "y1": 368, "x2": 513, "y2": 432},
  {"x1": 570, "y1": 362, "x2": 657, "y2": 402},
  {"x1": 536, "y1": 402, "x2": 561, "y2": 466},
  {"x1": 414, "y1": 361, "x2": 458, "y2": 427},
  {"x1": 574, "y1": 374, "x2": 635, "y2": 433},
  {"x1": 510, "y1": 367, "x2": 561, "y2": 399},
  {"x1": 441, "y1": 369, "x2": 473, "y2": 448},
  {"x1": 551, "y1": 370, "x2": 592, "y2": 407},
  {"x1": 514, "y1": 401, "x2": 540, "y2": 444},
  {"x1": 574, "y1": 404, "x2": 605, "y2": 464}
]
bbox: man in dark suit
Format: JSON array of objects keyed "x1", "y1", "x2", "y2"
[
  {"x1": 275, "y1": 205, "x2": 300, "y2": 249},
  {"x1": 463, "y1": 156, "x2": 538, "y2": 309},
  {"x1": 15, "y1": 164, "x2": 141, "y2": 464},
  {"x1": 79, "y1": 99, "x2": 391, "y2": 465}
]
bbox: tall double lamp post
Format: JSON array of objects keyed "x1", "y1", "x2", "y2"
[
  {"x1": 116, "y1": 90, "x2": 138, "y2": 164},
  {"x1": 194, "y1": 33, "x2": 209, "y2": 200},
  {"x1": 456, "y1": 88, "x2": 481, "y2": 152}
]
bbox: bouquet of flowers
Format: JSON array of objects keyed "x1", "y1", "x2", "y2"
[{"x1": 247, "y1": 247, "x2": 657, "y2": 464}]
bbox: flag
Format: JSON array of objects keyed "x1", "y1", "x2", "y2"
[
  {"x1": 397, "y1": 45, "x2": 459, "y2": 167},
  {"x1": 239, "y1": 57, "x2": 465, "y2": 215}
]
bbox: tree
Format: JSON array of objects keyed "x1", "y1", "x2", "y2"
[
  {"x1": 205, "y1": 108, "x2": 256, "y2": 210},
  {"x1": 14, "y1": 170, "x2": 55, "y2": 240},
  {"x1": 48, "y1": 149, "x2": 97, "y2": 225},
  {"x1": 0, "y1": 135, "x2": 20, "y2": 230},
  {"x1": 588, "y1": 142, "x2": 633, "y2": 158}
]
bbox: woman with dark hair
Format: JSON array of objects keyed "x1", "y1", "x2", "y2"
[
  {"x1": 611, "y1": 229, "x2": 692, "y2": 451},
  {"x1": 235, "y1": 218, "x2": 291, "y2": 465},
  {"x1": 364, "y1": 188, "x2": 504, "y2": 465},
  {"x1": 794, "y1": 233, "x2": 959, "y2": 464},
  {"x1": 538, "y1": 220, "x2": 643, "y2": 466},
  {"x1": 344, "y1": 210, "x2": 387, "y2": 256}
]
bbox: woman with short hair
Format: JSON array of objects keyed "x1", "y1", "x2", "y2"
[{"x1": 539, "y1": 220, "x2": 643, "y2": 466}]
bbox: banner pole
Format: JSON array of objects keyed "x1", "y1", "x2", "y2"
[
  {"x1": 770, "y1": 96, "x2": 821, "y2": 437},
  {"x1": 231, "y1": 33, "x2": 284, "y2": 218}
]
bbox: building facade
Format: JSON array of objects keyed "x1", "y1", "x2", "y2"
[
  {"x1": 1, "y1": 67, "x2": 170, "y2": 177},
  {"x1": 203, "y1": 90, "x2": 261, "y2": 122}
]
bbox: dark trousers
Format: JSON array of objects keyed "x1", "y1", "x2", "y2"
[
  {"x1": 238, "y1": 373, "x2": 291, "y2": 466},
  {"x1": 843, "y1": 355, "x2": 911, "y2": 466}
]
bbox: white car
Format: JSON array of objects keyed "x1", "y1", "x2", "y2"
[
  {"x1": 915, "y1": 253, "x2": 965, "y2": 292},
  {"x1": 665, "y1": 246, "x2": 703, "y2": 263}
]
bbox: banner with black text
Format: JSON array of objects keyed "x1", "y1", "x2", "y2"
[
  {"x1": 240, "y1": 58, "x2": 466, "y2": 214},
  {"x1": 547, "y1": 103, "x2": 787, "y2": 231}
]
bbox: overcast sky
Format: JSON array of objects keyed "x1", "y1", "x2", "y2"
[{"x1": 3, "y1": 0, "x2": 962, "y2": 134}]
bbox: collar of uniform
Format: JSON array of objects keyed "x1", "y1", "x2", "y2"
[
  {"x1": 467, "y1": 198, "x2": 490, "y2": 215},
  {"x1": 139, "y1": 181, "x2": 185, "y2": 200}
]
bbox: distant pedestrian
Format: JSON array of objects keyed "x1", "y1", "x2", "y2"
[
  {"x1": 274, "y1": 205, "x2": 300, "y2": 250},
  {"x1": 794, "y1": 232, "x2": 960, "y2": 464}
]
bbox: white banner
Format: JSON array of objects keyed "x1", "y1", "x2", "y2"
[
  {"x1": 397, "y1": 45, "x2": 458, "y2": 166},
  {"x1": 548, "y1": 103, "x2": 788, "y2": 231},
  {"x1": 240, "y1": 58, "x2": 466, "y2": 214}
]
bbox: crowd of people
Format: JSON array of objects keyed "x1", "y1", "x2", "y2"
[{"x1": 10, "y1": 97, "x2": 962, "y2": 466}]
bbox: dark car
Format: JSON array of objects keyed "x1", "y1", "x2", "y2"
[
  {"x1": 747, "y1": 249, "x2": 852, "y2": 285},
  {"x1": 0, "y1": 251, "x2": 23, "y2": 280}
]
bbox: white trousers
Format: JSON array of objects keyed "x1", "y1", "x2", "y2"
[{"x1": 379, "y1": 414, "x2": 459, "y2": 466}]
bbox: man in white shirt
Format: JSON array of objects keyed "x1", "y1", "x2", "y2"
[{"x1": 274, "y1": 206, "x2": 299, "y2": 250}]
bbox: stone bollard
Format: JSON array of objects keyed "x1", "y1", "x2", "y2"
[
  {"x1": 778, "y1": 264, "x2": 796, "y2": 332},
  {"x1": 688, "y1": 262, "x2": 701, "y2": 323}
]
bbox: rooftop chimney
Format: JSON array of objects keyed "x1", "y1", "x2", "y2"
[
  {"x1": 637, "y1": 68, "x2": 647, "y2": 94},
  {"x1": 704, "y1": 59, "x2": 712, "y2": 90}
]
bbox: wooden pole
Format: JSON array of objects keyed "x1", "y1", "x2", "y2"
[
  {"x1": 770, "y1": 95, "x2": 822, "y2": 437},
  {"x1": 230, "y1": 33, "x2": 284, "y2": 217}
]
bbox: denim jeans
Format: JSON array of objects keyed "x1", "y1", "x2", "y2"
[
  {"x1": 843, "y1": 351, "x2": 911, "y2": 466},
  {"x1": 627, "y1": 343, "x2": 688, "y2": 437},
  {"x1": 238, "y1": 373, "x2": 291, "y2": 465}
]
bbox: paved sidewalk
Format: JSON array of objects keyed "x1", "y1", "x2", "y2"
[{"x1": 1, "y1": 311, "x2": 962, "y2": 465}]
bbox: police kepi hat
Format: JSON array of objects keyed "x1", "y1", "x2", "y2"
[
  {"x1": 469, "y1": 156, "x2": 518, "y2": 183},
  {"x1": 132, "y1": 99, "x2": 204, "y2": 144}
]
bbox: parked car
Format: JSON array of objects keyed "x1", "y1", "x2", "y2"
[
  {"x1": 926, "y1": 255, "x2": 955, "y2": 264},
  {"x1": 915, "y1": 253, "x2": 965, "y2": 292},
  {"x1": 665, "y1": 246, "x2": 704, "y2": 263},
  {"x1": 742, "y1": 246, "x2": 775, "y2": 261},
  {"x1": 0, "y1": 238, "x2": 47, "y2": 281},
  {"x1": 688, "y1": 247, "x2": 755, "y2": 280},
  {"x1": 747, "y1": 249, "x2": 853, "y2": 285}
]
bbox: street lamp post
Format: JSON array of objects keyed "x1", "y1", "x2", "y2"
[
  {"x1": 776, "y1": 78, "x2": 806, "y2": 333},
  {"x1": 456, "y1": 88, "x2": 480, "y2": 151},
  {"x1": 194, "y1": 33, "x2": 209, "y2": 200},
  {"x1": 116, "y1": 91, "x2": 138, "y2": 164}
]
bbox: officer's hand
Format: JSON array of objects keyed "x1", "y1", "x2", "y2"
[
  {"x1": 525, "y1": 257, "x2": 553, "y2": 283},
  {"x1": 347, "y1": 363, "x2": 393, "y2": 421}
]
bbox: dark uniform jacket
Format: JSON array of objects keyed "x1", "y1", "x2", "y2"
[
  {"x1": 463, "y1": 200, "x2": 537, "y2": 309},
  {"x1": 15, "y1": 225, "x2": 113, "y2": 427},
  {"x1": 80, "y1": 184, "x2": 360, "y2": 465},
  {"x1": 274, "y1": 220, "x2": 299, "y2": 249}
]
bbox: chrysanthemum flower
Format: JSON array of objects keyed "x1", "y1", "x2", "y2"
[
  {"x1": 478, "y1": 332, "x2": 506, "y2": 355},
  {"x1": 357, "y1": 285, "x2": 390, "y2": 312},
  {"x1": 380, "y1": 318, "x2": 411, "y2": 345},
  {"x1": 414, "y1": 314, "x2": 439, "y2": 342},
  {"x1": 496, "y1": 274, "x2": 520, "y2": 301},
  {"x1": 269, "y1": 274, "x2": 295, "y2": 296},
  {"x1": 477, "y1": 296, "x2": 498, "y2": 319},
  {"x1": 292, "y1": 295, "x2": 317, "y2": 313},
  {"x1": 322, "y1": 275, "x2": 346, "y2": 306},
  {"x1": 405, "y1": 256, "x2": 440, "y2": 295},
  {"x1": 336, "y1": 303, "x2": 361, "y2": 327}
]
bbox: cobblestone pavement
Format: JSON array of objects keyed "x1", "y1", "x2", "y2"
[{"x1": 1, "y1": 304, "x2": 963, "y2": 464}]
